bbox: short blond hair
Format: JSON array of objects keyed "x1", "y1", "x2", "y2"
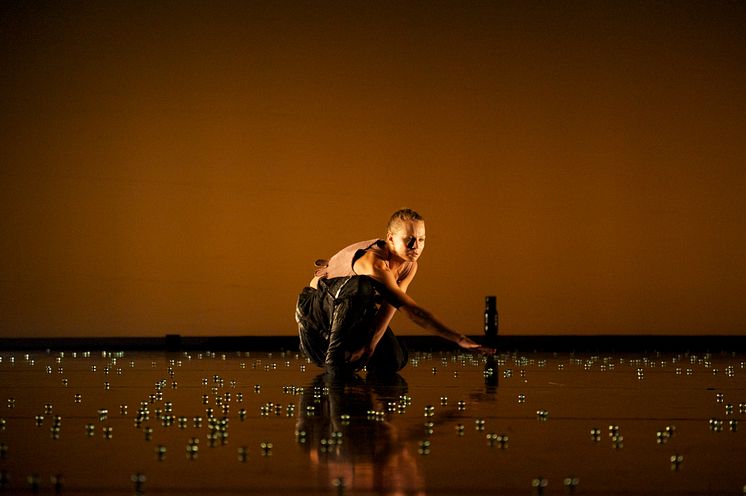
[{"x1": 387, "y1": 208, "x2": 424, "y2": 233}]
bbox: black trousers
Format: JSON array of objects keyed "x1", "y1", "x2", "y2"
[{"x1": 295, "y1": 276, "x2": 408, "y2": 375}]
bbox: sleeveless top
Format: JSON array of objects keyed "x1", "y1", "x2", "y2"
[{"x1": 314, "y1": 239, "x2": 415, "y2": 284}]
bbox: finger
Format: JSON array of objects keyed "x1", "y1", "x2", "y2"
[{"x1": 461, "y1": 341, "x2": 480, "y2": 348}]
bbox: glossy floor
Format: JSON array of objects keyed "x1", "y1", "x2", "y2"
[{"x1": 0, "y1": 349, "x2": 744, "y2": 495}]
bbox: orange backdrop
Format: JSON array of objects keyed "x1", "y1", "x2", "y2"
[{"x1": 1, "y1": 2, "x2": 745, "y2": 337}]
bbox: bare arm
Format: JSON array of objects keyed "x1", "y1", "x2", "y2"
[
  {"x1": 366, "y1": 263, "x2": 417, "y2": 353},
  {"x1": 347, "y1": 255, "x2": 408, "y2": 363}
]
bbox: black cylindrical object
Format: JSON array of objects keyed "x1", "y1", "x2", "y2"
[{"x1": 484, "y1": 296, "x2": 498, "y2": 337}]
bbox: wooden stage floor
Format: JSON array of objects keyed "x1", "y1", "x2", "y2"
[{"x1": 0, "y1": 349, "x2": 744, "y2": 495}]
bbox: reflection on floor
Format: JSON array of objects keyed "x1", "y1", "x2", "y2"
[{"x1": 0, "y1": 350, "x2": 744, "y2": 494}]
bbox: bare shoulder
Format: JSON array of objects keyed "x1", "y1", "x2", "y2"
[{"x1": 353, "y1": 250, "x2": 389, "y2": 276}]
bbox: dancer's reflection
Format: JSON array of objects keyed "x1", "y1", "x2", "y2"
[{"x1": 296, "y1": 372, "x2": 424, "y2": 495}]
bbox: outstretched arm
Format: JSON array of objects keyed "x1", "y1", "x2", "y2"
[{"x1": 353, "y1": 253, "x2": 493, "y2": 354}]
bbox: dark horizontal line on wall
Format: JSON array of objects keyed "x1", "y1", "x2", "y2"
[{"x1": 0, "y1": 335, "x2": 744, "y2": 352}]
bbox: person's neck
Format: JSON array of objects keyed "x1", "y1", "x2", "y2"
[{"x1": 385, "y1": 244, "x2": 406, "y2": 272}]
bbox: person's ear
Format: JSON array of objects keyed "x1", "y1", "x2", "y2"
[{"x1": 386, "y1": 231, "x2": 394, "y2": 243}]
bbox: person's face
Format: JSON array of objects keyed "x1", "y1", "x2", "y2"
[{"x1": 387, "y1": 220, "x2": 426, "y2": 263}]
